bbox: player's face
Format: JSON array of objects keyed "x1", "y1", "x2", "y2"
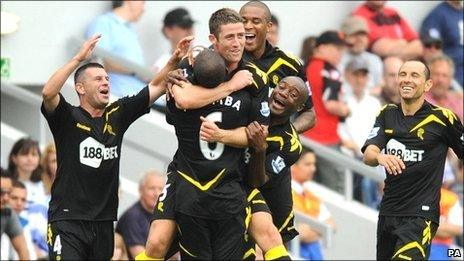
[
  {"x1": 397, "y1": 61, "x2": 432, "y2": 101},
  {"x1": 211, "y1": 23, "x2": 245, "y2": 66},
  {"x1": 12, "y1": 148, "x2": 40, "y2": 175},
  {"x1": 270, "y1": 78, "x2": 304, "y2": 117},
  {"x1": 140, "y1": 175, "x2": 165, "y2": 211},
  {"x1": 9, "y1": 187, "x2": 27, "y2": 214},
  {"x1": 82, "y1": 67, "x2": 110, "y2": 109},
  {"x1": 0, "y1": 177, "x2": 12, "y2": 209},
  {"x1": 240, "y1": 5, "x2": 271, "y2": 52}
]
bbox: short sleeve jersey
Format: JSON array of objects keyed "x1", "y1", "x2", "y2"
[
  {"x1": 243, "y1": 41, "x2": 313, "y2": 112},
  {"x1": 166, "y1": 58, "x2": 269, "y2": 219},
  {"x1": 40, "y1": 87, "x2": 149, "y2": 222},
  {"x1": 361, "y1": 101, "x2": 463, "y2": 224}
]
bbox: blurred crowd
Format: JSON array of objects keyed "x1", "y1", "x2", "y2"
[{"x1": 1, "y1": 1, "x2": 462, "y2": 260}]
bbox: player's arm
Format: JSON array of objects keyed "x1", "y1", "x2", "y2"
[
  {"x1": 245, "y1": 122, "x2": 269, "y2": 187},
  {"x1": 444, "y1": 111, "x2": 463, "y2": 159},
  {"x1": 199, "y1": 116, "x2": 248, "y2": 148},
  {"x1": 363, "y1": 144, "x2": 405, "y2": 175},
  {"x1": 167, "y1": 70, "x2": 253, "y2": 110},
  {"x1": 293, "y1": 106, "x2": 316, "y2": 133},
  {"x1": 147, "y1": 36, "x2": 194, "y2": 106},
  {"x1": 42, "y1": 34, "x2": 101, "y2": 113}
]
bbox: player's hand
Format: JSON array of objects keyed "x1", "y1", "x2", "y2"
[
  {"x1": 199, "y1": 116, "x2": 222, "y2": 143},
  {"x1": 166, "y1": 69, "x2": 187, "y2": 87},
  {"x1": 74, "y1": 34, "x2": 101, "y2": 62},
  {"x1": 245, "y1": 121, "x2": 268, "y2": 152},
  {"x1": 229, "y1": 70, "x2": 253, "y2": 91},
  {"x1": 187, "y1": 46, "x2": 207, "y2": 66},
  {"x1": 376, "y1": 154, "x2": 405, "y2": 175},
  {"x1": 171, "y1": 36, "x2": 195, "y2": 62}
]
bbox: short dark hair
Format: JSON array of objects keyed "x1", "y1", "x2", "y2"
[
  {"x1": 112, "y1": 1, "x2": 123, "y2": 9},
  {"x1": 209, "y1": 8, "x2": 244, "y2": 38},
  {"x1": 12, "y1": 180, "x2": 26, "y2": 190},
  {"x1": 74, "y1": 62, "x2": 105, "y2": 84},
  {"x1": 193, "y1": 49, "x2": 226, "y2": 88},
  {"x1": 271, "y1": 14, "x2": 278, "y2": 26},
  {"x1": 241, "y1": 1, "x2": 272, "y2": 22}
]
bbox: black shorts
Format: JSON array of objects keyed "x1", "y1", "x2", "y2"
[
  {"x1": 152, "y1": 164, "x2": 177, "y2": 221},
  {"x1": 243, "y1": 187, "x2": 271, "y2": 260},
  {"x1": 377, "y1": 215, "x2": 438, "y2": 260},
  {"x1": 176, "y1": 211, "x2": 246, "y2": 260},
  {"x1": 260, "y1": 173, "x2": 298, "y2": 242},
  {"x1": 47, "y1": 220, "x2": 114, "y2": 260}
]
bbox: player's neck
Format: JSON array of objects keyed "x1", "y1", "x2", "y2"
[
  {"x1": 270, "y1": 115, "x2": 289, "y2": 126},
  {"x1": 251, "y1": 44, "x2": 266, "y2": 60},
  {"x1": 226, "y1": 62, "x2": 239, "y2": 72},
  {"x1": 401, "y1": 97, "x2": 425, "y2": 116},
  {"x1": 80, "y1": 102, "x2": 105, "y2": 118}
]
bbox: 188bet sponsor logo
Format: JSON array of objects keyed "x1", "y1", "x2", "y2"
[
  {"x1": 386, "y1": 139, "x2": 424, "y2": 162},
  {"x1": 79, "y1": 137, "x2": 118, "y2": 168}
]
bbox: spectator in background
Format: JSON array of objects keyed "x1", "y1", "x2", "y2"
[
  {"x1": 379, "y1": 56, "x2": 402, "y2": 105},
  {"x1": 0, "y1": 168, "x2": 30, "y2": 260},
  {"x1": 420, "y1": 0, "x2": 463, "y2": 87},
  {"x1": 7, "y1": 138, "x2": 48, "y2": 207},
  {"x1": 339, "y1": 57, "x2": 382, "y2": 206},
  {"x1": 421, "y1": 35, "x2": 444, "y2": 64},
  {"x1": 353, "y1": 0, "x2": 423, "y2": 60},
  {"x1": 291, "y1": 150, "x2": 336, "y2": 260},
  {"x1": 429, "y1": 180, "x2": 463, "y2": 260},
  {"x1": 426, "y1": 55, "x2": 463, "y2": 121},
  {"x1": 304, "y1": 30, "x2": 349, "y2": 194},
  {"x1": 41, "y1": 143, "x2": 57, "y2": 201},
  {"x1": 86, "y1": 0, "x2": 148, "y2": 98},
  {"x1": 152, "y1": 7, "x2": 195, "y2": 111},
  {"x1": 9, "y1": 180, "x2": 44, "y2": 260},
  {"x1": 267, "y1": 14, "x2": 279, "y2": 46},
  {"x1": 116, "y1": 170, "x2": 166, "y2": 259},
  {"x1": 339, "y1": 16, "x2": 383, "y2": 96},
  {"x1": 299, "y1": 35, "x2": 317, "y2": 70}
]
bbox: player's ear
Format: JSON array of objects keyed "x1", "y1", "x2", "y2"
[
  {"x1": 208, "y1": 34, "x2": 217, "y2": 46},
  {"x1": 75, "y1": 82, "x2": 85, "y2": 96},
  {"x1": 266, "y1": 21, "x2": 272, "y2": 33},
  {"x1": 424, "y1": 79, "x2": 433, "y2": 92}
]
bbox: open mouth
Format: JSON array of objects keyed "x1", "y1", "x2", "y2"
[
  {"x1": 245, "y1": 33, "x2": 256, "y2": 43},
  {"x1": 271, "y1": 97, "x2": 286, "y2": 110},
  {"x1": 99, "y1": 89, "x2": 109, "y2": 96},
  {"x1": 401, "y1": 86, "x2": 413, "y2": 92}
]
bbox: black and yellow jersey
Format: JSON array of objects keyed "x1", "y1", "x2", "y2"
[
  {"x1": 362, "y1": 101, "x2": 463, "y2": 224},
  {"x1": 243, "y1": 41, "x2": 313, "y2": 111},
  {"x1": 40, "y1": 87, "x2": 150, "y2": 222},
  {"x1": 166, "y1": 58, "x2": 270, "y2": 219}
]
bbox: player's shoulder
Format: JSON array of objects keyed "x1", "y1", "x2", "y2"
[
  {"x1": 376, "y1": 103, "x2": 398, "y2": 117},
  {"x1": 245, "y1": 61, "x2": 269, "y2": 87},
  {"x1": 274, "y1": 47, "x2": 304, "y2": 67},
  {"x1": 427, "y1": 102, "x2": 460, "y2": 126}
]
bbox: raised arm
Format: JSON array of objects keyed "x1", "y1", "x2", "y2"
[
  {"x1": 168, "y1": 70, "x2": 253, "y2": 110},
  {"x1": 42, "y1": 34, "x2": 101, "y2": 113},
  {"x1": 147, "y1": 36, "x2": 194, "y2": 106},
  {"x1": 293, "y1": 107, "x2": 316, "y2": 133}
]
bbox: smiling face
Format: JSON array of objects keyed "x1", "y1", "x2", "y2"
[
  {"x1": 76, "y1": 67, "x2": 110, "y2": 109},
  {"x1": 239, "y1": 5, "x2": 271, "y2": 55},
  {"x1": 12, "y1": 148, "x2": 40, "y2": 176},
  {"x1": 270, "y1": 76, "x2": 307, "y2": 118},
  {"x1": 209, "y1": 23, "x2": 245, "y2": 69},
  {"x1": 397, "y1": 61, "x2": 432, "y2": 102}
]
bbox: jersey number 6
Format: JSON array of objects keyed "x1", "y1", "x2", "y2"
[{"x1": 199, "y1": 112, "x2": 225, "y2": 160}]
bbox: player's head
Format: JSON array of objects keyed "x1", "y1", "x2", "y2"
[
  {"x1": 270, "y1": 76, "x2": 309, "y2": 118},
  {"x1": 74, "y1": 63, "x2": 110, "y2": 109},
  {"x1": 239, "y1": 1, "x2": 272, "y2": 54},
  {"x1": 291, "y1": 149, "x2": 316, "y2": 183},
  {"x1": 1, "y1": 168, "x2": 13, "y2": 209},
  {"x1": 397, "y1": 60, "x2": 432, "y2": 102},
  {"x1": 193, "y1": 48, "x2": 227, "y2": 88},
  {"x1": 10, "y1": 180, "x2": 27, "y2": 214},
  {"x1": 138, "y1": 170, "x2": 166, "y2": 212},
  {"x1": 8, "y1": 137, "x2": 41, "y2": 181},
  {"x1": 208, "y1": 8, "x2": 245, "y2": 67}
]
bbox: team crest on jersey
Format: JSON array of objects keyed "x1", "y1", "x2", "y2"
[
  {"x1": 79, "y1": 137, "x2": 118, "y2": 168},
  {"x1": 271, "y1": 155, "x2": 286, "y2": 174},
  {"x1": 260, "y1": 101, "x2": 270, "y2": 117},
  {"x1": 367, "y1": 127, "x2": 380, "y2": 139}
]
